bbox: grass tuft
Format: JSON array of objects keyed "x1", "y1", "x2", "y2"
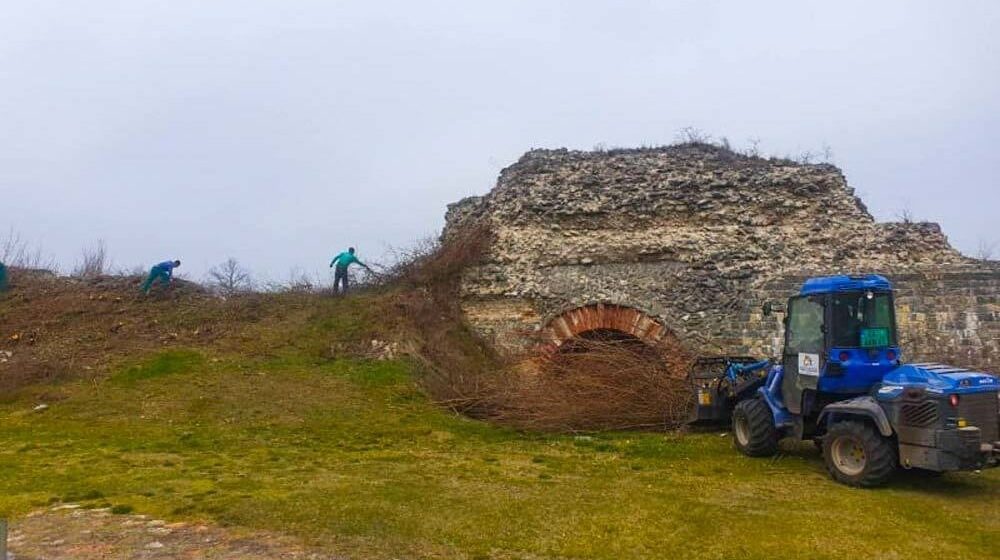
[{"x1": 112, "y1": 350, "x2": 205, "y2": 385}]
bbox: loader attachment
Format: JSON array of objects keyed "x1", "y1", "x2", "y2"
[{"x1": 688, "y1": 356, "x2": 769, "y2": 424}]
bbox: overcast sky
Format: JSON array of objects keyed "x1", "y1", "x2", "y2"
[{"x1": 2, "y1": 1, "x2": 998, "y2": 282}]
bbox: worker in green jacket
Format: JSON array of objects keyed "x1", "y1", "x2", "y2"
[
  {"x1": 141, "y1": 260, "x2": 181, "y2": 294},
  {"x1": 0, "y1": 261, "x2": 8, "y2": 292},
  {"x1": 329, "y1": 247, "x2": 371, "y2": 294}
]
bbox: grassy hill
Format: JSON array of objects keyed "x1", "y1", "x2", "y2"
[{"x1": 0, "y1": 274, "x2": 998, "y2": 559}]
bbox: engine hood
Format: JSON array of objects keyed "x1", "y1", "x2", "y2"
[{"x1": 880, "y1": 363, "x2": 999, "y2": 395}]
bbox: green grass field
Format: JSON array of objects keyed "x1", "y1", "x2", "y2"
[{"x1": 1, "y1": 342, "x2": 998, "y2": 559}]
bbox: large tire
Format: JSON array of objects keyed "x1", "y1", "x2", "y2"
[
  {"x1": 732, "y1": 397, "x2": 779, "y2": 457},
  {"x1": 822, "y1": 420, "x2": 897, "y2": 487}
]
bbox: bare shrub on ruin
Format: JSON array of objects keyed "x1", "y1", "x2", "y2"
[
  {"x1": 369, "y1": 223, "x2": 502, "y2": 406},
  {"x1": 675, "y1": 126, "x2": 713, "y2": 145},
  {"x1": 975, "y1": 238, "x2": 997, "y2": 262},
  {"x1": 820, "y1": 143, "x2": 835, "y2": 163},
  {"x1": 72, "y1": 240, "x2": 109, "y2": 279},
  {"x1": 379, "y1": 222, "x2": 494, "y2": 294},
  {"x1": 207, "y1": 257, "x2": 254, "y2": 295}
]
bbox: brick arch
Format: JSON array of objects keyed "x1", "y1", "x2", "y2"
[{"x1": 539, "y1": 303, "x2": 671, "y2": 352}]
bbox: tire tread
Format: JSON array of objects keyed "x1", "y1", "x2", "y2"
[
  {"x1": 822, "y1": 420, "x2": 897, "y2": 487},
  {"x1": 733, "y1": 398, "x2": 779, "y2": 457}
]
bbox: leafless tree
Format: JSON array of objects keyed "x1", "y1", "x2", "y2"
[
  {"x1": 821, "y1": 143, "x2": 835, "y2": 163},
  {"x1": 121, "y1": 264, "x2": 147, "y2": 277},
  {"x1": 797, "y1": 150, "x2": 816, "y2": 164},
  {"x1": 282, "y1": 267, "x2": 314, "y2": 293},
  {"x1": 72, "y1": 240, "x2": 108, "y2": 278},
  {"x1": 976, "y1": 238, "x2": 997, "y2": 261},
  {"x1": 207, "y1": 258, "x2": 253, "y2": 295},
  {"x1": 675, "y1": 126, "x2": 712, "y2": 144},
  {"x1": 896, "y1": 207, "x2": 915, "y2": 224},
  {"x1": 0, "y1": 228, "x2": 54, "y2": 270}
]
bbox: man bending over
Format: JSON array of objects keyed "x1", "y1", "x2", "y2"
[{"x1": 141, "y1": 259, "x2": 181, "y2": 294}]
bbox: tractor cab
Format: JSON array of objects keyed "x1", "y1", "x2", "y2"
[{"x1": 779, "y1": 275, "x2": 901, "y2": 416}]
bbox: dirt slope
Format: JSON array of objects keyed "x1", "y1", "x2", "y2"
[{"x1": 0, "y1": 271, "x2": 381, "y2": 396}]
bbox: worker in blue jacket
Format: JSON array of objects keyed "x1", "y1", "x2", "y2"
[
  {"x1": 329, "y1": 247, "x2": 371, "y2": 294},
  {"x1": 141, "y1": 259, "x2": 181, "y2": 294},
  {"x1": 0, "y1": 261, "x2": 7, "y2": 292}
]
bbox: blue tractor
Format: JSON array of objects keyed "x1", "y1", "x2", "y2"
[{"x1": 691, "y1": 274, "x2": 999, "y2": 487}]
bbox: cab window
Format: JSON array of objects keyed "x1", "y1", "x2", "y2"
[
  {"x1": 831, "y1": 291, "x2": 896, "y2": 348},
  {"x1": 786, "y1": 296, "x2": 824, "y2": 354}
]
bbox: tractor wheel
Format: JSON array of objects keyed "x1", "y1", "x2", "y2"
[
  {"x1": 822, "y1": 420, "x2": 897, "y2": 487},
  {"x1": 732, "y1": 397, "x2": 779, "y2": 457}
]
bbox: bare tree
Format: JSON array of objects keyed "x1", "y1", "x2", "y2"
[
  {"x1": 120, "y1": 264, "x2": 148, "y2": 277},
  {"x1": 820, "y1": 143, "x2": 835, "y2": 163},
  {"x1": 286, "y1": 267, "x2": 314, "y2": 292},
  {"x1": 896, "y1": 207, "x2": 915, "y2": 224},
  {"x1": 72, "y1": 240, "x2": 108, "y2": 278},
  {"x1": 0, "y1": 228, "x2": 54, "y2": 270},
  {"x1": 976, "y1": 238, "x2": 997, "y2": 261},
  {"x1": 675, "y1": 126, "x2": 712, "y2": 144},
  {"x1": 0, "y1": 228, "x2": 25, "y2": 263},
  {"x1": 207, "y1": 258, "x2": 253, "y2": 295}
]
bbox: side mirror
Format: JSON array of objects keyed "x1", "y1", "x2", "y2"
[{"x1": 762, "y1": 301, "x2": 786, "y2": 316}]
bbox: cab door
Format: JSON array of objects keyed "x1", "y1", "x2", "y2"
[{"x1": 781, "y1": 295, "x2": 826, "y2": 414}]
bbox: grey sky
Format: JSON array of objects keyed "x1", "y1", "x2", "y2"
[{"x1": 2, "y1": 1, "x2": 998, "y2": 282}]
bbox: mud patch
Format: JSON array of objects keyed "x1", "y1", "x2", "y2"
[{"x1": 7, "y1": 505, "x2": 345, "y2": 559}]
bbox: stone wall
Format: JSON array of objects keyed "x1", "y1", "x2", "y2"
[{"x1": 444, "y1": 144, "x2": 999, "y2": 371}]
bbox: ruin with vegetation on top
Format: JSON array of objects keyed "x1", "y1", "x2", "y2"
[{"x1": 444, "y1": 144, "x2": 999, "y2": 369}]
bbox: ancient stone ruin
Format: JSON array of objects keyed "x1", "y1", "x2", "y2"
[{"x1": 444, "y1": 144, "x2": 999, "y2": 369}]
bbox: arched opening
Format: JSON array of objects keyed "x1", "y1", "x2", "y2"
[
  {"x1": 517, "y1": 306, "x2": 693, "y2": 431},
  {"x1": 556, "y1": 328, "x2": 664, "y2": 363},
  {"x1": 540, "y1": 303, "x2": 673, "y2": 354},
  {"x1": 538, "y1": 303, "x2": 691, "y2": 380}
]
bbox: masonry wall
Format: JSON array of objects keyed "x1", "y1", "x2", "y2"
[{"x1": 446, "y1": 145, "x2": 999, "y2": 372}]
